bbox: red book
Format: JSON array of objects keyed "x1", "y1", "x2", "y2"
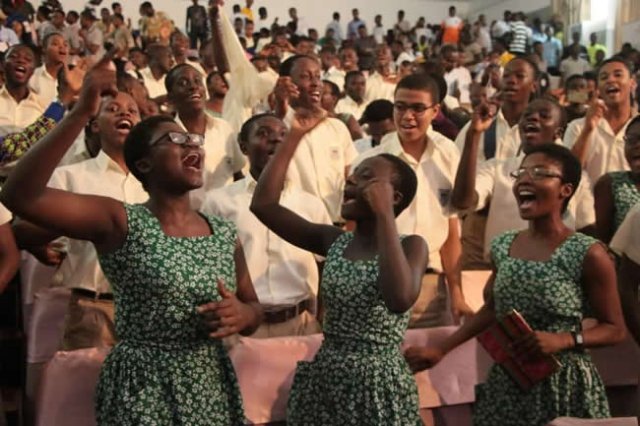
[{"x1": 476, "y1": 309, "x2": 562, "y2": 391}]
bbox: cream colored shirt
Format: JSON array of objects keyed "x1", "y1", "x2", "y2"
[
  {"x1": 474, "y1": 153, "x2": 595, "y2": 258},
  {"x1": 322, "y1": 66, "x2": 346, "y2": 91},
  {"x1": 563, "y1": 115, "x2": 635, "y2": 186},
  {"x1": 0, "y1": 86, "x2": 46, "y2": 132},
  {"x1": 48, "y1": 151, "x2": 148, "y2": 294},
  {"x1": 283, "y1": 109, "x2": 358, "y2": 223},
  {"x1": 352, "y1": 129, "x2": 461, "y2": 270},
  {"x1": 335, "y1": 95, "x2": 367, "y2": 121},
  {"x1": 610, "y1": 203, "x2": 640, "y2": 264},
  {"x1": 365, "y1": 72, "x2": 396, "y2": 104},
  {"x1": 29, "y1": 66, "x2": 58, "y2": 106},
  {"x1": 139, "y1": 67, "x2": 167, "y2": 99},
  {"x1": 202, "y1": 176, "x2": 331, "y2": 306},
  {"x1": 219, "y1": 9, "x2": 278, "y2": 132},
  {"x1": 175, "y1": 113, "x2": 246, "y2": 208},
  {"x1": 455, "y1": 109, "x2": 520, "y2": 162}
]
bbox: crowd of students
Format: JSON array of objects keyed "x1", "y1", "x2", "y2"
[{"x1": 0, "y1": 0, "x2": 639, "y2": 425}]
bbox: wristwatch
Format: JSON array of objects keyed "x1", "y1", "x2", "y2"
[{"x1": 571, "y1": 331, "x2": 584, "y2": 350}]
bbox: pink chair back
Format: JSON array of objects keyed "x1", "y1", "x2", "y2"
[{"x1": 28, "y1": 288, "x2": 71, "y2": 363}]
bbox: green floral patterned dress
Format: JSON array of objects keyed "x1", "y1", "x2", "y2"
[
  {"x1": 474, "y1": 231, "x2": 610, "y2": 426},
  {"x1": 610, "y1": 171, "x2": 640, "y2": 231},
  {"x1": 287, "y1": 232, "x2": 421, "y2": 426},
  {"x1": 95, "y1": 204, "x2": 245, "y2": 426}
]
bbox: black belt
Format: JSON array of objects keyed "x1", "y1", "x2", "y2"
[
  {"x1": 72, "y1": 288, "x2": 114, "y2": 301},
  {"x1": 262, "y1": 299, "x2": 311, "y2": 324}
]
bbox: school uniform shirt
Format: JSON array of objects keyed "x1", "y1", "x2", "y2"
[
  {"x1": 610, "y1": 203, "x2": 640, "y2": 264},
  {"x1": 85, "y1": 22, "x2": 105, "y2": 64},
  {"x1": 444, "y1": 66, "x2": 472, "y2": 105},
  {"x1": 218, "y1": 8, "x2": 278, "y2": 132},
  {"x1": 455, "y1": 109, "x2": 521, "y2": 162},
  {"x1": 563, "y1": 115, "x2": 636, "y2": 186},
  {"x1": 559, "y1": 57, "x2": 591, "y2": 80},
  {"x1": 138, "y1": 67, "x2": 167, "y2": 99},
  {"x1": 0, "y1": 86, "x2": 46, "y2": 132},
  {"x1": 47, "y1": 151, "x2": 148, "y2": 294},
  {"x1": 335, "y1": 95, "x2": 366, "y2": 121},
  {"x1": 29, "y1": 66, "x2": 58, "y2": 106},
  {"x1": 322, "y1": 66, "x2": 346, "y2": 92},
  {"x1": 352, "y1": 128, "x2": 461, "y2": 271},
  {"x1": 474, "y1": 151, "x2": 595, "y2": 258},
  {"x1": 201, "y1": 175, "x2": 332, "y2": 306},
  {"x1": 364, "y1": 72, "x2": 396, "y2": 104},
  {"x1": 283, "y1": 109, "x2": 358, "y2": 223},
  {"x1": 175, "y1": 113, "x2": 245, "y2": 208}
]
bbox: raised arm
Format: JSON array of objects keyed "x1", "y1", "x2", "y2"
[
  {"x1": 209, "y1": 5, "x2": 229, "y2": 75},
  {"x1": 451, "y1": 101, "x2": 495, "y2": 210},
  {"x1": 0, "y1": 56, "x2": 128, "y2": 253},
  {"x1": 366, "y1": 180, "x2": 428, "y2": 313},
  {"x1": 250, "y1": 111, "x2": 342, "y2": 257}
]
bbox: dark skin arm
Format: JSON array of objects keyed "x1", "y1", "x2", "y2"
[
  {"x1": 209, "y1": 4, "x2": 230, "y2": 75},
  {"x1": 0, "y1": 223, "x2": 20, "y2": 295},
  {"x1": 618, "y1": 255, "x2": 640, "y2": 346},
  {"x1": 593, "y1": 174, "x2": 615, "y2": 244},
  {"x1": 441, "y1": 218, "x2": 473, "y2": 321},
  {"x1": 250, "y1": 111, "x2": 342, "y2": 257}
]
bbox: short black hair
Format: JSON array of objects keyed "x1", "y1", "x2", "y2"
[
  {"x1": 279, "y1": 54, "x2": 313, "y2": 77},
  {"x1": 165, "y1": 63, "x2": 199, "y2": 93},
  {"x1": 522, "y1": 144, "x2": 581, "y2": 212},
  {"x1": 124, "y1": 115, "x2": 175, "y2": 187},
  {"x1": 41, "y1": 31, "x2": 65, "y2": 49},
  {"x1": 564, "y1": 73, "x2": 586, "y2": 89},
  {"x1": 322, "y1": 79, "x2": 340, "y2": 98},
  {"x1": 112, "y1": 2, "x2": 121, "y2": 9},
  {"x1": 113, "y1": 12, "x2": 124, "y2": 21},
  {"x1": 344, "y1": 70, "x2": 364, "y2": 86},
  {"x1": 238, "y1": 112, "x2": 279, "y2": 143},
  {"x1": 377, "y1": 153, "x2": 418, "y2": 216},
  {"x1": 360, "y1": 99, "x2": 393, "y2": 124},
  {"x1": 395, "y1": 73, "x2": 440, "y2": 104},
  {"x1": 597, "y1": 56, "x2": 634, "y2": 76},
  {"x1": 67, "y1": 10, "x2": 79, "y2": 19}
]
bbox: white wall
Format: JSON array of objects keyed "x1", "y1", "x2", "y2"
[
  {"x1": 466, "y1": 0, "x2": 551, "y2": 22},
  {"x1": 621, "y1": 20, "x2": 640, "y2": 49},
  {"x1": 53, "y1": 0, "x2": 469, "y2": 34}
]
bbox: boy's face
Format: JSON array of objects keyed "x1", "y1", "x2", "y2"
[{"x1": 393, "y1": 88, "x2": 439, "y2": 143}]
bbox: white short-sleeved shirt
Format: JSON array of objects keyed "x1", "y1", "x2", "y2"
[
  {"x1": 175, "y1": 113, "x2": 246, "y2": 208},
  {"x1": 444, "y1": 66, "x2": 472, "y2": 105},
  {"x1": 322, "y1": 66, "x2": 346, "y2": 92},
  {"x1": 335, "y1": 95, "x2": 366, "y2": 121},
  {"x1": 610, "y1": 203, "x2": 640, "y2": 264},
  {"x1": 139, "y1": 66, "x2": 167, "y2": 99},
  {"x1": 29, "y1": 66, "x2": 58, "y2": 106},
  {"x1": 284, "y1": 110, "x2": 358, "y2": 223},
  {"x1": 202, "y1": 176, "x2": 332, "y2": 306},
  {"x1": 365, "y1": 72, "x2": 396, "y2": 104},
  {"x1": 0, "y1": 86, "x2": 46, "y2": 132},
  {"x1": 352, "y1": 129, "x2": 461, "y2": 270},
  {"x1": 455, "y1": 109, "x2": 520, "y2": 162},
  {"x1": 563, "y1": 115, "x2": 635, "y2": 186},
  {"x1": 474, "y1": 153, "x2": 595, "y2": 258},
  {"x1": 48, "y1": 151, "x2": 148, "y2": 294}
]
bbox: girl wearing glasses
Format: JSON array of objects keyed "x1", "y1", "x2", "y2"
[
  {"x1": 1, "y1": 57, "x2": 262, "y2": 425},
  {"x1": 406, "y1": 144, "x2": 625, "y2": 425},
  {"x1": 594, "y1": 115, "x2": 640, "y2": 243}
]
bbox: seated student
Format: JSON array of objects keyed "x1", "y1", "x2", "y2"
[
  {"x1": 452, "y1": 98, "x2": 595, "y2": 265},
  {"x1": 407, "y1": 144, "x2": 625, "y2": 426},
  {"x1": 335, "y1": 70, "x2": 367, "y2": 121},
  {"x1": 251, "y1": 110, "x2": 427, "y2": 425},
  {"x1": 202, "y1": 114, "x2": 332, "y2": 338},
  {"x1": 29, "y1": 32, "x2": 68, "y2": 106},
  {"x1": 594, "y1": 115, "x2": 640, "y2": 243},
  {"x1": 610, "y1": 203, "x2": 640, "y2": 346},
  {"x1": 273, "y1": 54, "x2": 357, "y2": 224},
  {"x1": 354, "y1": 73, "x2": 472, "y2": 326},
  {"x1": 0, "y1": 44, "x2": 46, "y2": 132},
  {"x1": 166, "y1": 64, "x2": 246, "y2": 208},
  {"x1": 365, "y1": 45, "x2": 397, "y2": 104},
  {"x1": 565, "y1": 57, "x2": 638, "y2": 185},
  {"x1": 137, "y1": 44, "x2": 174, "y2": 102},
  {"x1": 354, "y1": 99, "x2": 396, "y2": 154},
  {"x1": 320, "y1": 79, "x2": 363, "y2": 141}
]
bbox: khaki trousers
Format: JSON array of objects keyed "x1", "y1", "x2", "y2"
[
  {"x1": 409, "y1": 273, "x2": 453, "y2": 329},
  {"x1": 251, "y1": 311, "x2": 321, "y2": 338},
  {"x1": 460, "y1": 211, "x2": 492, "y2": 271}
]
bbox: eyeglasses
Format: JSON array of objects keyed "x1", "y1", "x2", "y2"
[
  {"x1": 510, "y1": 167, "x2": 564, "y2": 181},
  {"x1": 149, "y1": 131, "x2": 205, "y2": 147},
  {"x1": 393, "y1": 102, "x2": 437, "y2": 115},
  {"x1": 623, "y1": 135, "x2": 640, "y2": 146}
]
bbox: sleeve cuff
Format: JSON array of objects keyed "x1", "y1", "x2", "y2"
[{"x1": 44, "y1": 101, "x2": 66, "y2": 122}]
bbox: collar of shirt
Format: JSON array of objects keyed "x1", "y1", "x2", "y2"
[
  {"x1": 175, "y1": 111, "x2": 217, "y2": 134},
  {"x1": 242, "y1": 174, "x2": 290, "y2": 194},
  {"x1": 35, "y1": 65, "x2": 57, "y2": 82},
  {"x1": 382, "y1": 127, "x2": 437, "y2": 165},
  {"x1": 597, "y1": 113, "x2": 637, "y2": 138},
  {"x1": 94, "y1": 150, "x2": 129, "y2": 175},
  {"x1": 0, "y1": 84, "x2": 44, "y2": 107},
  {"x1": 140, "y1": 66, "x2": 164, "y2": 83}
]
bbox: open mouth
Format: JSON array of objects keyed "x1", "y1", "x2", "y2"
[
  {"x1": 13, "y1": 65, "x2": 27, "y2": 78},
  {"x1": 342, "y1": 186, "x2": 357, "y2": 206},
  {"x1": 309, "y1": 90, "x2": 321, "y2": 103},
  {"x1": 182, "y1": 152, "x2": 202, "y2": 172},
  {"x1": 188, "y1": 92, "x2": 202, "y2": 101},
  {"x1": 605, "y1": 86, "x2": 620, "y2": 96},
  {"x1": 115, "y1": 118, "x2": 133, "y2": 134},
  {"x1": 516, "y1": 189, "x2": 537, "y2": 210},
  {"x1": 522, "y1": 122, "x2": 540, "y2": 136}
]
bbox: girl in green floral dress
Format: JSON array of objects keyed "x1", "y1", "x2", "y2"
[
  {"x1": 1, "y1": 57, "x2": 263, "y2": 425},
  {"x1": 251, "y1": 110, "x2": 428, "y2": 425},
  {"x1": 594, "y1": 115, "x2": 640, "y2": 243},
  {"x1": 405, "y1": 144, "x2": 626, "y2": 426}
]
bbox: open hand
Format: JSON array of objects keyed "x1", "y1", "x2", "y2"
[
  {"x1": 74, "y1": 51, "x2": 118, "y2": 117},
  {"x1": 584, "y1": 98, "x2": 606, "y2": 132},
  {"x1": 404, "y1": 346, "x2": 445, "y2": 373},
  {"x1": 58, "y1": 60, "x2": 89, "y2": 106},
  {"x1": 197, "y1": 279, "x2": 256, "y2": 339}
]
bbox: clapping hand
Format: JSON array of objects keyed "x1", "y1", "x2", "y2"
[{"x1": 197, "y1": 279, "x2": 256, "y2": 339}]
